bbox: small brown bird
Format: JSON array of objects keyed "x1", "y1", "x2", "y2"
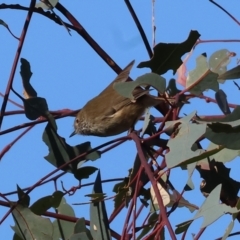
[{"x1": 70, "y1": 60, "x2": 164, "y2": 137}]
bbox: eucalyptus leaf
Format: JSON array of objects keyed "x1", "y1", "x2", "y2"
[
  {"x1": 113, "y1": 73, "x2": 166, "y2": 100},
  {"x1": 137, "y1": 30, "x2": 200, "y2": 75},
  {"x1": 186, "y1": 54, "x2": 219, "y2": 95}
]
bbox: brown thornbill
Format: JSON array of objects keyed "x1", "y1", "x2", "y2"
[{"x1": 70, "y1": 60, "x2": 164, "y2": 137}]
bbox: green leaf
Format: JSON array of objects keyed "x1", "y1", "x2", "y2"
[
  {"x1": 35, "y1": 0, "x2": 59, "y2": 9},
  {"x1": 175, "y1": 220, "x2": 193, "y2": 234},
  {"x1": 193, "y1": 184, "x2": 239, "y2": 228},
  {"x1": 90, "y1": 171, "x2": 111, "y2": 240},
  {"x1": 12, "y1": 233, "x2": 23, "y2": 240},
  {"x1": 177, "y1": 146, "x2": 224, "y2": 167},
  {"x1": 69, "y1": 232, "x2": 90, "y2": 240},
  {"x1": 166, "y1": 78, "x2": 181, "y2": 96},
  {"x1": 0, "y1": 19, "x2": 8, "y2": 28},
  {"x1": 215, "y1": 89, "x2": 231, "y2": 115},
  {"x1": 221, "y1": 221, "x2": 234, "y2": 240},
  {"x1": 186, "y1": 54, "x2": 219, "y2": 95},
  {"x1": 205, "y1": 120, "x2": 240, "y2": 149},
  {"x1": 17, "y1": 185, "x2": 30, "y2": 207},
  {"x1": 165, "y1": 112, "x2": 206, "y2": 168},
  {"x1": 74, "y1": 166, "x2": 98, "y2": 181},
  {"x1": 218, "y1": 65, "x2": 240, "y2": 80},
  {"x1": 73, "y1": 218, "x2": 93, "y2": 239},
  {"x1": 141, "y1": 110, "x2": 156, "y2": 136},
  {"x1": 196, "y1": 105, "x2": 240, "y2": 123},
  {"x1": 165, "y1": 111, "x2": 196, "y2": 133},
  {"x1": 85, "y1": 193, "x2": 106, "y2": 201},
  {"x1": 30, "y1": 191, "x2": 64, "y2": 215},
  {"x1": 52, "y1": 197, "x2": 75, "y2": 240},
  {"x1": 201, "y1": 142, "x2": 240, "y2": 164},
  {"x1": 112, "y1": 177, "x2": 130, "y2": 209},
  {"x1": 19, "y1": 58, "x2": 52, "y2": 121},
  {"x1": 43, "y1": 123, "x2": 100, "y2": 173},
  {"x1": 24, "y1": 97, "x2": 49, "y2": 120},
  {"x1": 184, "y1": 162, "x2": 196, "y2": 191},
  {"x1": 137, "y1": 30, "x2": 200, "y2": 75},
  {"x1": 11, "y1": 204, "x2": 52, "y2": 240},
  {"x1": 209, "y1": 49, "x2": 230, "y2": 79},
  {"x1": 113, "y1": 73, "x2": 166, "y2": 100}
]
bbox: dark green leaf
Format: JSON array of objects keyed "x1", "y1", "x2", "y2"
[
  {"x1": 197, "y1": 161, "x2": 240, "y2": 202},
  {"x1": 137, "y1": 30, "x2": 200, "y2": 75},
  {"x1": 218, "y1": 65, "x2": 240, "y2": 80},
  {"x1": 51, "y1": 191, "x2": 64, "y2": 208},
  {"x1": 30, "y1": 191, "x2": 64, "y2": 215},
  {"x1": 74, "y1": 166, "x2": 98, "y2": 181},
  {"x1": 20, "y1": 58, "x2": 37, "y2": 97},
  {"x1": 113, "y1": 73, "x2": 166, "y2": 100},
  {"x1": 205, "y1": 121, "x2": 240, "y2": 149},
  {"x1": 30, "y1": 196, "x2": 54, "y2": 215},
  {"x1": 140, "y1": 198, "x2": 149, "y2": 207},
  {"x1": 141, "y1": 110, "x2": 156, "y2": 136},
  {"x1": 175, "y1": 220, "x2": 193, "y2": 234},
  {"x1": 43, "y1": 123, "x2": 100, "y2": 173},
  {"x1": 86, "y1": 193, "x2": 106, "y2": 202},
  {"x1": 17, "y1": 185, "x2": 30, "y2": 207},
  {"x1": 90, "y1": 171, "x2": 111, "y2": 240},
  {"x1": 24, "y1": 97, "x2": 49, "y2": 120},
  {"x1": 166, "y1": 78, "x2": 181, "y2": 96},
  {"x1": 215, "y1": 89, "x2": 231, "y2": 115},
  {"x1": 0, "y1": 19, "x2": 8, "y2": 28},
  {"x1": 12, "y1": 233, "x2": 23, "y2": 240},
  {"x1": 113, "y1": 176, "x2": 130, "y2": 209}
]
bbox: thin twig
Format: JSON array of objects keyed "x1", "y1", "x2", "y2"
[
  {"x1": 209, "y1": 0, "x2": 240, "y2": 25},
  {"x1": 0, "y1": 125, "x2": 34, "y2": 160},
  {"x1": 0, "y1": 0, "x2": 36, "y2": 129},
  {"x1": 124, "y1": 0, "x2": 153, "y2": 58},
  {"x1": 152, "y1": 0, "x2": 156, "y2": 48}
]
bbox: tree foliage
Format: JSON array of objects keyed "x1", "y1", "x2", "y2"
[{"x1": 1, "y1": 1, "x2": 240, "y2": 239}]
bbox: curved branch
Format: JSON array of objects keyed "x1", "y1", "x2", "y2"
[{"x1": 124, "y1": 0, "x2": 153, "y2": 58}]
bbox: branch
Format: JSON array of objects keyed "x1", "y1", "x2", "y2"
[
  {"x1": 124, "y1": 0, "x2": 153, "y2": 58},
  {"x1": 0, "y1": 0, "x2": 36, "y2": 129},
  {"x1": 130, "y1": 132, "x2": 176, "y2": 240},
  {"x1": 209, "y1": 0, "x2": 240, "y2": 26}
]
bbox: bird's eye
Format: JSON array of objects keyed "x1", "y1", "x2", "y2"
[{"x1": 76, "y1": 118, "x2": 79, "y2": 124}]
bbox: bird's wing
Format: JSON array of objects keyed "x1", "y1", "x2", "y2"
[
  {"x1": 113, "y1": 88, "x2": 151, "y2": 112},
  {"x1": 98, "y1": 60, "x2": 135, "y2": 96}
]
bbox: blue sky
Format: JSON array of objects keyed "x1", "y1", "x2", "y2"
[{"x1": 0, "y1": 0, "x2": 240, "y2": 239}]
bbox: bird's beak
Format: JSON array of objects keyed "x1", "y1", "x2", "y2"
[{"x1": 69, "y1": 130, "x2": 76, "y2": 138}]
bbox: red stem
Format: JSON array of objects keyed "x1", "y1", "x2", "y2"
[
  {"x1": 0, "y1": 125, "x2": 34, "y2": 160},
  {"x1": 0, "y1": 0, "x2": 36, "y2": 129},
  {"x1": 130, "y1": 132, "x2": 176, "y2": 240}
]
